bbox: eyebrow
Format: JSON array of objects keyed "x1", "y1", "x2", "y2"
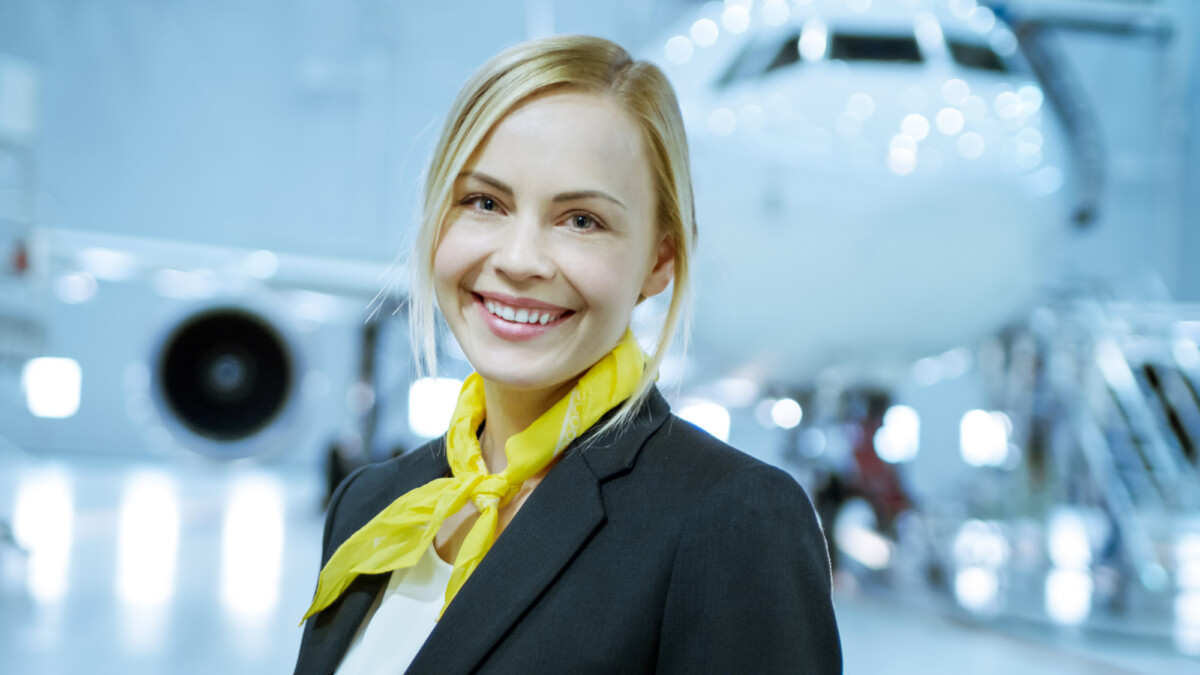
[{"x1": 458, "y1": 171, "x2": 627, "y2": 210}]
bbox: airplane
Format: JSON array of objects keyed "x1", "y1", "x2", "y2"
[
  {"x1": 1, "y1": 0, "x2": 1172, "y2": 464},
  {"x1": 649, "y1": 0, "x2": 1093, "y2": 394}
]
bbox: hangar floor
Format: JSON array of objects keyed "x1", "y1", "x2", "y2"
[{"x1": 1, "y1": 457, "x2": 1196, "y2": 674}]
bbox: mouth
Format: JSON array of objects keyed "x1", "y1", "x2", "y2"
[{"x1": 472, "y1": 292, "x2": 574, "y2": 333}]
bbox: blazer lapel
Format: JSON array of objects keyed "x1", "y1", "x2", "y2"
[
  {"x1": 299, "y1": 444, "x2": 451, "y2": 675},
  {"x1": 406, "y1": 389, "x2": 672, "y2": 674}
]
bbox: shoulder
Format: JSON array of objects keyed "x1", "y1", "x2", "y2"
[
  {"x1": 639, "y1": 413, "x2": 809, "y2": 505},
  {"x1": 649, "y1": 418, "x2": 843, "y2": 671}
]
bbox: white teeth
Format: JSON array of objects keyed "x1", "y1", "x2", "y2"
[{"x1": 484, "y1": 298, "x2": 559, "y2": 324}]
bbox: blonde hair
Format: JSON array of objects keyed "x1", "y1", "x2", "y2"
[{"x1": 411, "y1": 34, "x2": 696, "y2": 429}]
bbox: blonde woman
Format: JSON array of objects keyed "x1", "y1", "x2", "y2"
[{"x1": 295, "y1": 35, "x2": 841, "y2": 674}]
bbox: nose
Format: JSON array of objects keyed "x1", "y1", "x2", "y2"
[{"x1": 491, "y1": 217, "x2": 555, "y2": 282}]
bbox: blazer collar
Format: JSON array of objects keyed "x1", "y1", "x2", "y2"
[{"x1": 406, "y1": 387, "x2": 672, "y2": 674}]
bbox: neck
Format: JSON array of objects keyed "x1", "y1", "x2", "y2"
[{"x1": 479, "y1": 377, "x2": 576, "y2": 474}]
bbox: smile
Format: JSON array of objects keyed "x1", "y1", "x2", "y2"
[
  {"x1": 484, "y1": 299, "x2": 562, "y2": 325},
  {"x1": 472, "y1": 292, "x2": 574, "y2": 339}
]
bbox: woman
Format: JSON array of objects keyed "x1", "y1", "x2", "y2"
[{"x1": 295, "y1": 35, "x2": 841, "y2": 674}]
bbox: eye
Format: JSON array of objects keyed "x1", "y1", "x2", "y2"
[
  {"x1": 462, "y1": 194, "x2": 503, "y2": 214},
  {"x1": 565, "y1": 213, "x2": 602, "y2": 231}
]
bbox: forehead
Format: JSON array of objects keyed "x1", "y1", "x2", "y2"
[{"x1": 468, "y1": 92, "x2": 651, "y2": 199}]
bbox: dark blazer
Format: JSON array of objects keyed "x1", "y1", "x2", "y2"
[{"x1": 295, "y1": 388, "x2": 842, "y2": 674}]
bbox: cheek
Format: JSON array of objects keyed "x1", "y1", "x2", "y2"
[
  {"x1": 576, "y1": 254, "x2": 646, "y2": 317},
  {"x1": 432, "y1": 242, "x2": 472, "y2": 313}
]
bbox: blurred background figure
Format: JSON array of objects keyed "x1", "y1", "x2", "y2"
[{"x1": 2, "y1": 0, "x2": 1199, "y2": 672}]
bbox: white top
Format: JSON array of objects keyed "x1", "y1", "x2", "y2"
[{"x1": 334, "y1": 545, "x2": 454, "y2": 675}]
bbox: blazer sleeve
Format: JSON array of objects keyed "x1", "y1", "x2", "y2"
[{"x1": 657, "y1": 462, "x2": 843, "y2": 674}]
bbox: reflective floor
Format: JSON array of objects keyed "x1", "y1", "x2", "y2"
[{"x1": 2, "y1": 455, "x2": 1197, "y2": 675}]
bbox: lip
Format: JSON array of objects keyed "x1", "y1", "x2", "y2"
[
  {"x1": 474, "y1": 291, "x2": 571, "y2": 313},
  {"x1": 472, "y1": 292, "x2": 574, "y2": 342}
]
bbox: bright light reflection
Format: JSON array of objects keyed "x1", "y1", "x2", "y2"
[
  {"x1": 913, "y1": 13, "x2": 945, "y2": 51},
  {"x1": 721, "y1": 5, "x2": 750, "y2": 33},
  {"x1": 936, "y1": 108, "x2": 964, "y2": 135},
  {"x1": 874, "y1": 405, "x2": 919, "y2": 463},
  {"x1": 770, "y1": 398, "x2": 803, "y2": 429},
  {"x1": 1017, "y1": 127, "x2": 1043, "y2": 147},
  {"x1": 1045, "y1": 567, "x2": 1093, "y2": 625},
  {"x1": 664, "y1": 36, "x2": 694, "y2": 65},
  {"x1": 990, "y1": 27, "x2": 1018, "y2": 56},
  {"x1": 901, "y1": 114, "x2": 929, "y2": 141},
  {"x1": 1176, "y1": 590, "x2": 1200, "y2": 656},
  {"x1": 691, "y1": 18, "x2": 719, "y2": 47},
  {"x1": 961, "y1": 96, "x2": 987, "y2": 122},
  {"x1": 408, "y1": 377, "x2": 463, "y2": 438},
  {"x1": 1175, "y1": 533, "x2": 1200, "y2": 589},
  {"x1": 957, "y1": 132, "x2": 985, "y2": 159},
  {"x1": 1017, "y1": 143, "x2": 1043, "y2": 170},
  {"x1": 955, "y1": 565, "x2": 999, "y2": 612},
  {"x1": 912, "y1": 356, "x2": 943, "y2": 385},
  {"x1": 835, "y1": 500, "x2": 890, "y2": 570},
  {"x1": 968, "y1": 6, "x2": 997, "y2": 33},
  {"x1": 55, "y1": 272, "x2": 98, "y2": 304},
  {"x1": 1096, "y1": 341, "x2": 1137, "y2": 391},
  {"x1": 151, "y1": 268, "x2": 218, "y2": 300},
  {"x1": 799, "y1": 20, "x2": 828, "y2": 61},
  {"x1": 941, "y1": 347, "x2": 973, "y2": 379},
  {"x1": 77, "y1": 247, "x2": 137, "y2": 281},
  {"x1": 761, "y1": 0, "x2": 789, "y2": 26},
  {"x1": 22, "y1": 357, "x2": 82, "y2": 419},
  {"x1": 739, "y1": 103, "x2": 765, "y2": 131},
  {"x1": 1018, "y1": 84, "x2": 1044, "y2": 113},
  {"x1": 942, "y1": 78, "x2": 969, "y2": 105},
  {"x1": 679, "y1": 401, "x2": 731, "y2": 442},
  {"x1": 994, "y1": 91, "x2": 1022, "y2": 119},
  {"x1": 847, "y1": 92, "x2": 874, "y2": 119},
  {"x1": 714, "y1": 377, "x2": 758, "y2": 407},
  {"x1": 1175, "y1": 339, "x2": 1200, "y2": 369},
  {"x1": 116, "y1": 471, "x2": 180, "y2": 608},
  {"x1": 245, "y1": 250, "x2": 279, "y2": 279},
  {"x1": 953, "y1": 520, "x2": 1009, "y2": 567},
  {"x1": 960, "y1": 409, "x2": 1008, "y2": 466},
  {"x1": 889, "y1": 134, "x2": 918, "y2": 154},
  {"x1": 220, "y1": 472, "x2": 285, "y2": 623},
  {"x1": 888, "y1": 148, "x2": 916, "y2": 176},
  {"x1": 949, "y1": 0, "x2": 977, "y2": 20},
  {"x1": 13, "y1": 467, "x2": 74, "y2": 603},
  {"x1": 708, "y1": 107, "x2": 737, "y2": 136}
]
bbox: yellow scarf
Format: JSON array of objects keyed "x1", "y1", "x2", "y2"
[{"x1": 301, "y1": 329, "x2": 645, "y2": 623}]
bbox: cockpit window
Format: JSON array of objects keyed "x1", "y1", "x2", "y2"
[
  {"x1": 828, "y1": 34, "x2": 923, "y2": 63},
  {"x1": 946, "y1": 40, "x2": 1008, "y2": 73},
  {"x1": 763, "y1": 34, "x2": 802, "y2": 75},
  {"x1": 718, "y1": 32, "x2": 801, "y2": 88}
]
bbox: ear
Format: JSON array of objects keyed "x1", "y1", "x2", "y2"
[{"x1": 640, "y1": 234, "x2": 675, "y2": 299}]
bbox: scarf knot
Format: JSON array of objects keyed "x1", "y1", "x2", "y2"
[{"x1": 471, "y1": 474, "x2": 515, "y2": 511}]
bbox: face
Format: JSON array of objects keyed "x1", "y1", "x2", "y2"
[{"x1": 433, "y1": 92, "x2": 674, "y2": 400}]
